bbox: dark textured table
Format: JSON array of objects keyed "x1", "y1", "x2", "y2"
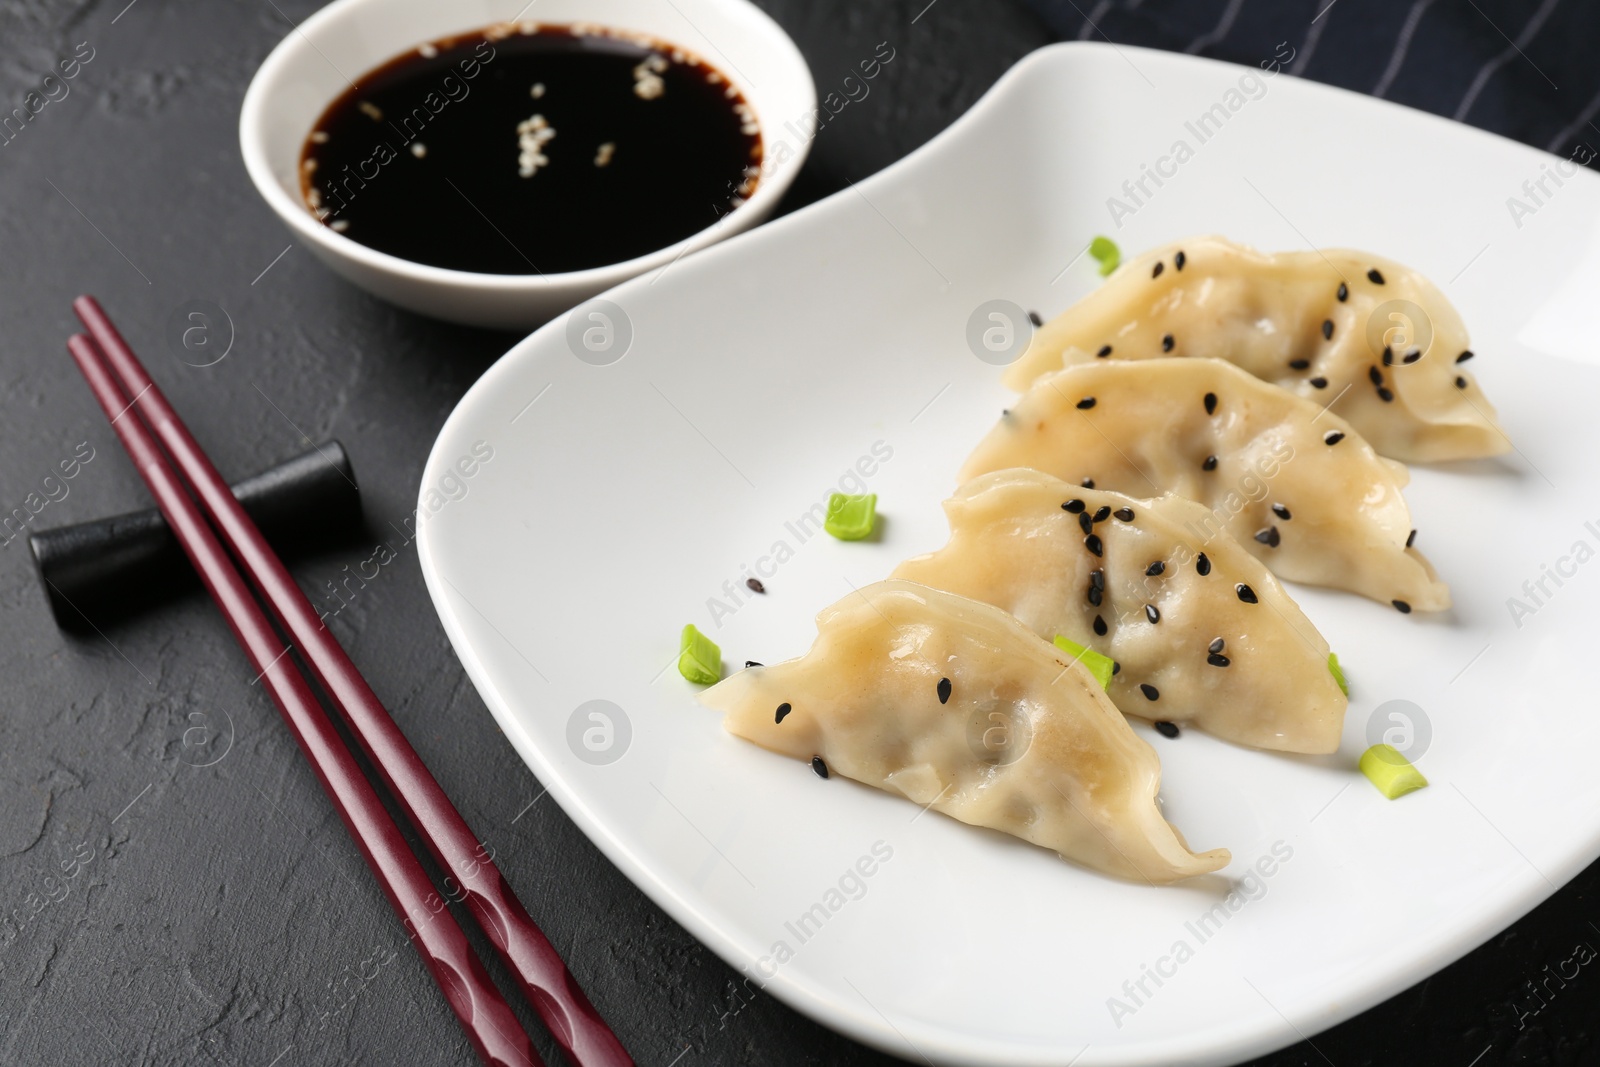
[{"x1": 1, "y1": 1, "x2": 1596, "y2": 1065}]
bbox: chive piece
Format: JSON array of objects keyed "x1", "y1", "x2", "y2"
[
  {"x1": 824, "y1": 493, "x2": 877, "y2": 541},
  {"x1": 1328, "y1": 652, "x2": 1349, "y2": 696},
  {"x1": 677, "y1": 624, "x2": 721, "y2": 685},
  {"x1": 1053, "y1": 635, "x2": 1115, "y2": 690},
  {"x1": 1360, "y1": 744, "x2": 1428, "y2": 799},
  {"x1": 1089, "y1": 235, "x2": 1121, "y2": 277}
]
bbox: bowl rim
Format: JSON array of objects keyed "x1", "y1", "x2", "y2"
[{"x1": 238, "y1": 0, "x2": 817, "y2": 293}]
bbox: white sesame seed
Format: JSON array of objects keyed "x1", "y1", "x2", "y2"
[
  {"x1": 358, "y1": 101, "x2": 383, "y2": 121},
  {"x1": 632, "y1": 54, "x2": 668, "y2": 100},
  {"x1": 516, "y1": 114, "x2": 556, "y2": 177},
  {"x1": 530, "y1": 82, "x2": 545, "y2": 99},
  {"x1": 418, "y1": 42, "x2": 438, "y2": 58},
  {"x1": 310, "y1": 130, "x2": 329, "y2": 144},
  {"x1": 594, "y1": 142, "x2": 615, "y2": 166},
  {"x1": 410, "y1": 142, "x2": 427, "y2": 158},
  {"x1": 330, "y1": 219, "x2": 350, "y2": 232}
]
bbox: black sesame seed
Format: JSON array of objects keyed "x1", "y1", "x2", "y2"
[
  {"x1": 1154, "y1": 720, "x2": 1179, "y2": 738},
  {"x1": 1063, "y1": 498, "x2": 1086, "y2": 513},
  {"x1": 1162, "y1": 333, "x2": 1175, "y2": 352},
  {"x1": 1088, "y1": 584, "x2": 1102, "y2": 607},
  {"x1": 1310, "y1": 376, "x2": 1328, "y2": 388},
  {"x1": 1114, "y1": 507, "x2": 1134, "y2": 522},
  {"x1": 1208, "y1": 637, "x2": 1225, "y2": 654},
  {"x1": 776, "y1": 702, "x2": 792, "y2": 724},
  {"x1": 1196, "y1": 552, "x2": 1211, "y2": 576},
  {"x1": 1085, "y1": 533, "x2": 1103, "y2": 557},
  {"x1": 745, "y1": 660, "x2": 764, "y2": 668},
  {"x1": 1175, "y1": 250, "x2": 1186, "y2": 270},
  {"x1": 1001, "y1": 408, "x2": 1010, "y2": 417},
  {"x1": 1382, "y1": 346, "x2": 1395, "y2": 367},
  {"x1": 1322, "y1": 319, "x2": 1334, "y2": 340},
  {"x1": 1337, "y1": 282, "x2": 1348, "y2": 302},
  {"x1": 1271, "y1": 503, "x2": 1292, "y2": 520},
  {"x1": 1324, "y1": 431, "x2": 1345, "y2": 445},
  {"x1": 1392, "y1": 599, "x2": 1412, "y2": 614},
  {"x1": 1236, "y1": 583, "x2": 1258, "y2": 603},
  {"x1": 1204, "y1": 392, "x2": 1218, "y2": 415},
  {"x1": 746, "y1": 577, "x2": 766, "y2": 594},
  {"x1": 1082, "y1": 478, "x2": 1095, "y2": 489},
  {"x1": 1402, "y1": 349, "x2": 1421, "y2": 365},
  {"x1": 1146, "y1": 561, "x2": 1165, "y2": 576},
  {"x1": 1079, "y1": 511, "x2": 1094, "y2": 535},
  {"x1": 1090, "y1": 569, "x2": 1106, "y2": 591},
  {"x1": 1456, "y1": 350, "x2": 1474, "y2": 363},
  {"x1": 1093, "y1": 614, "x2": 1108, "y2": 636},
  {"x1": 1152, "y1": 261, "x2": 1165, "y2": 278},
  {"x1": 1254, "y1": 526, "x2": 1281, "y2": 548},
  {"x1": 1377, "y1": 387, "x2": 1394, "y2": 402},
  {"x1": 1202, "y1": 454, "x2": 1218, "y2": 471},
  {"x1": 1289, "y1": 359, "x2": 1311, "y2": 370},
  {"x1": 1208, "y1": 652, "x2": 1231, "y2": 667},
  {"x1": 1369, "y1": 366, "x2": 1384, "y2": 386},
  {"x1": 1455, "y1": 376, "x2": 1467, "y2": 389},
  {"x1": 1028, "y1": 309, "x2": 1043, "y2": 327},
  {"x1": 1112, "y1": 661, "x2": 1121, "y2": 675},
  {"x1": 1368, "y1": 268, "x2": 1385, "y2": 284},
  {"x1": 1092, "y1": 505, "x2": 1111, "y2": 523},
  {"x1": 1144, "y1": 604, "x2": 1160, "y2": 624},
  {"x1": 1077, "y1": 396, "x2": 1097, "y2": 410},
  {"x1": 1406, "y1": 528, "x2": 1417, "y2": 548},
  {"x1": 1097, "y1": 344, "x2": 1113, "y2": 358},
  {"x1": 937, "y1": 678, "x2": 951, "y2": 704},
  {"x1": 811, "y1": 756, "x2": 829, "y2": 779},
  {"x1": 1140, "y1": 683, "x2": 1160, "y2": 701}
]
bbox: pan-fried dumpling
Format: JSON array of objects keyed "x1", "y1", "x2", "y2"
[
  {"x1": 961, "y1": 358, "x2": 1449, "y2": 611},
  {"x1": 701, "y1": 579, "x2": 1230, "y2": 883},
  {"x1": 1004, "y1": 235, "x2": 1508, "y2": 463},
  {"x1": 893, "y1": 469, "x2": 1346, "y2": 753}
]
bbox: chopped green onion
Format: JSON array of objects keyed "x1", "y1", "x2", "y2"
[
  {"x1": 824, "y1": 493, "x2": 877, "y2": 541},
  {"x1": 678, "y1": 624, "x2": 722, "y2": 685},
  {"x1": 1053, "y1": 634, "x2": 1115, "y2": 690},
  {"x1": 1089, "y1": 236, "x2": 1121, "y2": 277},
  {"x1": 1359, "y1": 744, "x2": 1428, "y2": 799},
  {"x1": 1328, "y1": 652, "x2": 1348, "y2": 696}
]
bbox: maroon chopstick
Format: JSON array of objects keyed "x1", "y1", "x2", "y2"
[
  {"x1": 73, "y1": 297, "x2": 633, "y2": 1067},
  {"x1": 67, "y1": 333, "x2": 539, "y2": 1067}
]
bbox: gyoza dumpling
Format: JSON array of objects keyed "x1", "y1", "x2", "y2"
[
  {"x1": 1004, "y1": 235, "x2": 1508, "y2": 463},
  {"x1": 701, "y1": 579, "x2": 1230, "y2": 883},
  {"x1": 893, "y1": 469, "x2": 1346, "y2": 753},
  {"x1": 961, "y1": 358, "x2": 1449, "y2": 612}
]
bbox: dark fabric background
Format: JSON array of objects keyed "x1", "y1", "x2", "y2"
[
  {"x1": 1021, "y1": 0, "x2": 1600, "y2": 162},
  {"x1": 0, "y1": 1, "x2": 1597, "y2": 1065}
]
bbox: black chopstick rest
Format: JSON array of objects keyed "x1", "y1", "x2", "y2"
[{"x1": 31, "y1": 441, "x2": 363, "y2": 630}]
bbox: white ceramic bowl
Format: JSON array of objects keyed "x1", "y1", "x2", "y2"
[{"x1": 240, "y1": 0, "x2": 815, "y2": 330}]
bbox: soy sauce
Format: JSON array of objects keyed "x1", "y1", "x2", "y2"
[{"x1": 300, "y1": 24, "x2": 763, "y2": 274}]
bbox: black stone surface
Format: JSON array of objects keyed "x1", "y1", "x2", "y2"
[{"x1": 0, "y1": 2, "x2": 1595, "y2": 1065}]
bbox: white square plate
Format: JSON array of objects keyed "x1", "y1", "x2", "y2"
[{"x1": 417, "y1": 42, "x2": 1600, "y2": 1066}]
